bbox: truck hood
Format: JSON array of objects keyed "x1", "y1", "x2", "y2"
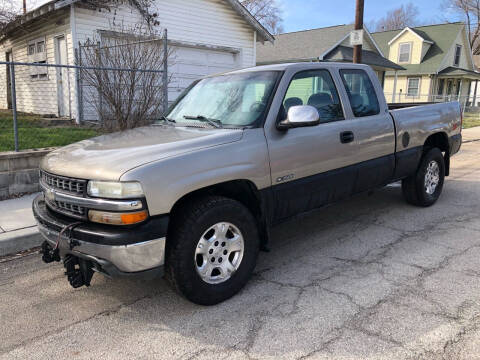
[{"x1": 41, "y1": 125, "x2": 244, "y2": 180}]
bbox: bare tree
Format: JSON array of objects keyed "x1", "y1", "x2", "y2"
[
  {"x1": 443, "y1": 0, "x2": 480, "y2": 54},
  {"x1": 80, "y1": 30, "x2": 172, "y2": 131},
  {"x1": 374, "y1": 3, "x2": 419, "y2": 32},
  {"x1": 240, "y1": 0, "x2": 283, "y2": 34},
  {"x1": 0, "y1": 0, "x2": 18, "y2": 29}
]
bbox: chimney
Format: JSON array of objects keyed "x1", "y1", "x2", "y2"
[{"x1": 23, "y1": 0, "x2": 27, "y2": 14}]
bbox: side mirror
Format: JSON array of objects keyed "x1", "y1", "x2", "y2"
[{"x1": 277, "y1": 105, "x2": 320, "y2": 130}]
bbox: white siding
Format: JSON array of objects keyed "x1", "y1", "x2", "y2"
[
  {"x1": 1, "y1": 0, "x2": 257, "y2": 118},
  {"x1": 75, "y1": 0, "x2": 255, "y2": 67},
  {"x1": 0, "y1": 10, "x2": 73, "y2": 116},
  {"x1": 73, "y1": 0, "x2": 256, "y2": 109},
  {"x1": 153, "y1": 0, "x2": 255, "y2": 67}
]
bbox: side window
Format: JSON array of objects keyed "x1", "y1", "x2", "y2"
[
  {"x1": 282, "y1": 70, "x2": 344, "y2": 123},
  {"x1": 340, "y1": 69, "x2": 380, "y2": 118}
]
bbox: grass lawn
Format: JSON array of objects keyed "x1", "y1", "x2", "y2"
[
  {"x1": 463, "y1": 113, "x2": 480, "y2": 129},
  {"x1": 0, "y1": 110, "x2": 100, "y2": 152}
]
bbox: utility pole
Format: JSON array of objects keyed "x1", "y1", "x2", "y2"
[
  {"x1": 23, "y1": 0, "x2": 27, "y2": 14},
  {"x1": 353, "y1": 0, "x2": 364, "y2": 63}
]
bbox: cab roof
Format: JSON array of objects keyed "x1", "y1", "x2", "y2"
[{"x1": 227, "y1": 62, "x2": 371, "y2": 74}]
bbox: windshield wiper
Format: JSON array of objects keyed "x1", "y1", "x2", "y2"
[
  {"x1": 159, "y1": 116, "x2": 176, "y2": 124},
  {"x1": 183, "y1": 115, "x2": 223, "y2": 128}
]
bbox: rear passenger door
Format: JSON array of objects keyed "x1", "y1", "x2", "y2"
[
  {"x1": 266, "y1": 69, "x2": 361, "y2": 221},
  {"x1": 338, "y1": 69, "x2": 396, "y2": 193}
]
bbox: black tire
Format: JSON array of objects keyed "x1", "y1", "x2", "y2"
[
  {"x1": 402, "y1": 147, "x2": 445, "y2": 207},
  {"x1": 166, "y1": 196, "x2": 260, "y2": 305}
]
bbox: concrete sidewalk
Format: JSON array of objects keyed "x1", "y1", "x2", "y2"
[
  {"x1": 0, "y1": 193, "x2": 42, "y2": 256},
  {"x1": 463, "y1": 125, "x2": 480, "y2": 142}
]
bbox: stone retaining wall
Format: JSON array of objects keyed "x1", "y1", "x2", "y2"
[{"x1": 0, "y1": 149, "x2": 54, "y2": 199}]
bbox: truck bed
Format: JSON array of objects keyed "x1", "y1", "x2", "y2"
[{"x1": 389, "y1": 101, "x2": 462, "y2": 153}]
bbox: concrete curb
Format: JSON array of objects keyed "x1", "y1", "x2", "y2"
[{"x1": 0, "y1": 226, "x2": 42, "y2": 256}]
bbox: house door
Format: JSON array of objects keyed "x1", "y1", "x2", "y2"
[
  {"x1": 55, "y1": 36, "x2": 70, "y2": 117},
  {"x1": 5, "y1": 51, "x2": 12, "y2": 109}
]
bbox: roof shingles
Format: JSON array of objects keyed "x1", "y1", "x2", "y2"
[
  {"x1": 372, "y1": 22, "x2": 465, "y2": 75},
  {"x1": 257, "y1": 24, "x2": 355, "y2": 64}
]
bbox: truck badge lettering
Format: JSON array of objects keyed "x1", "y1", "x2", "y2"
[{"x1": 276, "y1": 174, "x2": 295, "y2": 183}]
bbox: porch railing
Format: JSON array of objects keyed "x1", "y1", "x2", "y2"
[{"x1": 383, "y1": 93, "x2": 479, "y2": 107}]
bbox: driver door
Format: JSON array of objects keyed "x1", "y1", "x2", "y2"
[{"x1": 265, "y1": 69, "x2": 359, "y2": 222}]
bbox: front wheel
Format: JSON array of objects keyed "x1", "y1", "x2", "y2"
[
  {"x1": 166, "y1": 196, "x2": 260, "y2": 305},
  {"x1": 402, "y1": 147, "x2": 445, "y2": 207}
]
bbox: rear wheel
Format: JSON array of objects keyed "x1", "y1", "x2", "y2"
[
  {"x1": 402, "y1": 147, "x2": 445, "y2": 207},
  {"x1": 166, "y1": 196, "x2": 260, "y2": 305}
]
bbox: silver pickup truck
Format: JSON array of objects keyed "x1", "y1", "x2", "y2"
[{"x1": 33, "y1": 62, "x2": 462, "y2": 305}]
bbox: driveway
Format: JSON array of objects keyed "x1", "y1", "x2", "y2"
[{"x1": 1, "y1": 129, "x2": 480, "y2": 360}]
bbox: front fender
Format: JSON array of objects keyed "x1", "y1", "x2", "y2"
[{"x1": 120, "y1": 129, "x2": 271, "y2": 215}]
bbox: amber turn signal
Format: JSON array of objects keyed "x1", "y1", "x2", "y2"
[{"x1": 88, "y1": 210, "x2": 148, "y2": 225}]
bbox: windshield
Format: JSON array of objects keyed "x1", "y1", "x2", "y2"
[{"x1": 167, "y1": 71, "x2": 280, "y2": 127}]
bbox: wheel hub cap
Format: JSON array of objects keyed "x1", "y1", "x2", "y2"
[
  {"x1": 425, "y1": 160, "x2": 440, "y2": 195},
  {"x1": 194, "y1": 222, "x2": 244, "y2": 284}
]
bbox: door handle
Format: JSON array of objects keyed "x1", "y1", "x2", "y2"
[{"x1": 340, "y1": 131, "x2": 354, "y2": 144}]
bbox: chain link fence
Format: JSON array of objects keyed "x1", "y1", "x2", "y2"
[{"x1": 0, "y1": 31, "x2": 169, "y2": 152}]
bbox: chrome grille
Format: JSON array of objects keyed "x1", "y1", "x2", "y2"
[
  {"x1": 46, "y1": 199, "x2": 87, "y2": 219},
  {"x1": 54, "y1": 201, "x2": 86, "y2": 217},
  {"x1": 41, "y1": 171, "x2": 86, "y2": 196}
]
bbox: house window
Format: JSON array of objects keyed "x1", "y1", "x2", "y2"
[
  {"x1": 27, "y1": 37, "x2": 48, "y2": 81},
  {"x1": 407, "y1": 78, "x2": 420, "y2": 97},
  {"x1": 447, "y1": 80, "x2": 453, "y2": 95},
  {"x1": 456, "y1": 80, "x2": 462, "y2": 96},
  {"x1": 28, "y1": 44, "x2": 36, "y2": 56},
  {"x1": 454, "y1": 45, "x2": 462, "y2": 67},
  {"x1": 36, "y1": 41, "x2": 45, "y2": 53},
  {"x1": 398, "y1": 43, "x2": 412, "y2": 63},
  {"x1": 437, "y1": 79, "x2": 445, "y2": 96}
]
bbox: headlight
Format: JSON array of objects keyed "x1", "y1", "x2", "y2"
[{"x1": 87, "y1": 181, "x2": 144, "y2": 199}]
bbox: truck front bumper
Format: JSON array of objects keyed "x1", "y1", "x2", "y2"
[{"x1": 33, "y1": 194, "x2": 169, "y2": 278}]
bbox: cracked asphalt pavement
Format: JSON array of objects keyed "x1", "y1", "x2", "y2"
[{"x1": 1, "y1": 135, "x2": 480, "y2": 359}]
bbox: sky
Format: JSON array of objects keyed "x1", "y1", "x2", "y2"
[
  {"x1": 277, "y1": 0, "x2": 462, "y2": 33},
  {"x1": 14, "y1": 0, "x2": 464, "y2": 33}
]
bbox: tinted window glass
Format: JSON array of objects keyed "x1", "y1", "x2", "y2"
[
  {"x1": 283, "y1": 70, "x2": 344, "y2": 123},
  {"x1": 340, "y1": 69, "x2": 380, "y2": 117}
]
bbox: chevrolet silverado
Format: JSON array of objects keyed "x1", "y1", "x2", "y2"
[{"x1": 34, "y1": 62, "x2": 462, "y2": 305}]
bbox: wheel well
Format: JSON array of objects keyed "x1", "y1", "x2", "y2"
[
  {"x1": 424, "y1": 132, "x2": 449, "y2": 153},
  {"x1": 424, "y1": 132, "x2": 450, "y2": 175},
  {"x1": 168, "y1": 180, "x2": 268, "y2": 246}
]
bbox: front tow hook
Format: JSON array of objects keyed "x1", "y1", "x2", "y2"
[{"x1": 64, "y1": 255, "x2": 95, "y2": 288}]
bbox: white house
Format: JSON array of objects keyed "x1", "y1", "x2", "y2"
[{"x1": 0, "y1": 0, "x2": 273, "y2": 120}]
